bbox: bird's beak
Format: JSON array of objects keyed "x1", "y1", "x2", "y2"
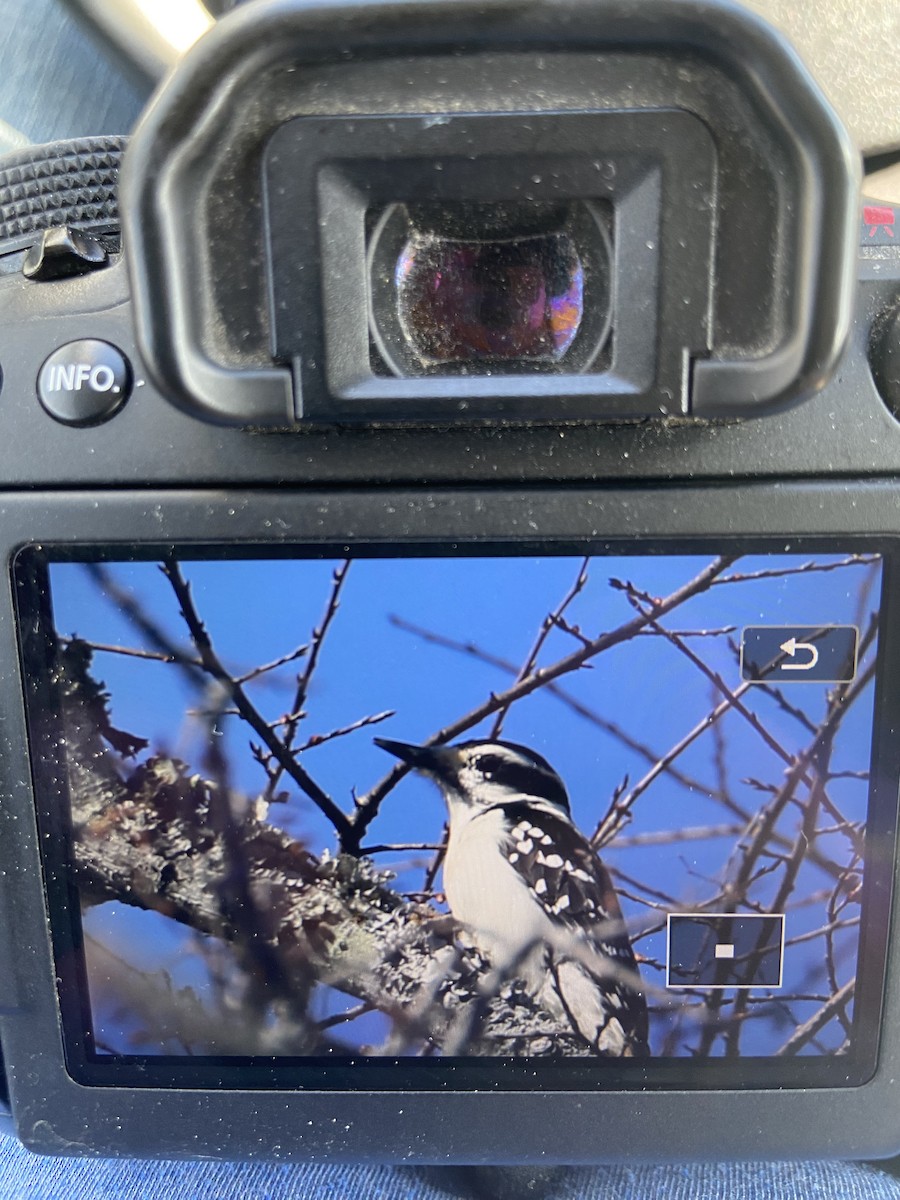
[{"x1": 374, "y1": 737, "x2": 457, "y2": 777}]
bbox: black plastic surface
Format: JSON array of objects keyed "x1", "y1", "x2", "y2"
[
  {"x1": 13, "y1": 535, "x2": 893, "y2": 1097},
  {"x1": 0, "y1": 486, "x2": 898, "y2": 1162},
  {"x1": 0, "y1": 0, "x2": 896, "y2": 1167},
  {"x1": 265, "y1": 110, "x2": 712, "y2": 422},
  {"x1": 120, "y1": 0, "x2": 858, "y2": 425},
  {"x1": 872, "y1": 302, "x2": 900, "y2": 419},
  {"x1": 0, "y1": 255, "x2": 896, "y2": 489},
  {"x1": 23, "y1": 227, "x2": 109, "y2": 281},
  {"x1": 0, "y1": 137, "x2": 125, "y2": 256}
]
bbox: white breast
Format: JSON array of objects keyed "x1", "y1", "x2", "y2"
[{"x1": 443, "y1": 805, "x2": 554, "y2": 987}]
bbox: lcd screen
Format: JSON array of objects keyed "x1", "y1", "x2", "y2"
[{"x1": 15, "y1": 545, "x2": 896, "y2": 1090}]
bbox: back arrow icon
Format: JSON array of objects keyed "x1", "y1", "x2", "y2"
[{"x1": 779, "y1": 637, "x2": 819, "y2": 670}]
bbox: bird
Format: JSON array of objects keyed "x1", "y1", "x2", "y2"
[{"x1": 374, "y1": 736, "x2": 649, "y2": 1057}]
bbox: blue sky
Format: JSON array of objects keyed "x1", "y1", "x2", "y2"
[{"x1": 47, "y1": 549, "x2": 881, "y2": 1058}]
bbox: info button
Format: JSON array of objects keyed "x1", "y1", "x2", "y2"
[
  {"x1": 37, "y1": 339, "x2": 132, "y2": 426},
  {"x1": 740, "y1": 625, "x2": 858, "y2": 684}
]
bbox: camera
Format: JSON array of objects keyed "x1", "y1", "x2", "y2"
[{"x1": 1, "y1": 0, "x2": 900, "y2": 1165}]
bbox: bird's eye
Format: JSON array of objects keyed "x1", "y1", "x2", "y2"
[{"x1": 474, "y1": 754, "x2": 504, "y2": 777}]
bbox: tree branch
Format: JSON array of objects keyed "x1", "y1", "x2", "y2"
[
  {"x1": 160, "y1": 560, "x2": 354, "y2": 843},
  {"x1": 264, "y1": 560, "x2": 350, "y2": 800},
  {"x1": 489, "y1": 556, "x2": 589, "y2": 738},
  {"x1": 59, "y1": 641, "x2": 594, "y2": 1057},
  {"x1": 710, "y1": 555, "x2": 878, "y2": 587},
  {"x1": 389, "y1": 615, "x2": 729, "y2": 806},
  {"x1": 349, "y1": 554, "x2": 738, "y2": 849},
  {"x1": 775, "y1": 979, "x2": 855, "y2": 1056}
]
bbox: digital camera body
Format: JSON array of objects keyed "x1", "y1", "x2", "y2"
[{"x1": 1, "y1": 0, "x2": 900, "y2": 1164}]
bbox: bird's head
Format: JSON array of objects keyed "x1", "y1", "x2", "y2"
[{"x1": 374, "y1": 737, "x2": 571, "y2": 818}]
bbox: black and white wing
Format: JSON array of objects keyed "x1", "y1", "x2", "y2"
[{"x1": 501, "y1": 802, "x2": 649, "y2": 1057}]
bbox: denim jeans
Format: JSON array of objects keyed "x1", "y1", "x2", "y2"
[{"x1": 2, "y1": 1135, "x2": 900, "y2": 1200}]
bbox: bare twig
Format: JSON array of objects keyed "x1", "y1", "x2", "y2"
[
  {"x1": 710, "y1": 680, "x2": 734, "y2": 812},
  {"x1": 85, "y1": 563, "x2": 203, "y2": 678},
  {"x1": 316, "y1": 1002, "x2": 375, "y2": 1032},
  {"x1": 825, "y1": 860, "x2": 862, "y2": 1037},
  {"x1": 60, "y1": 636, "x2": 203, "y2": 668},
  {"x1": 390, "y1": 615, "x2": 724, "y2": 804},
  {"x1": 638, "y1": 626, "x2": 738, "y2": 639},
  {"x1": 264, "y1": 560, "x2": 351, "y2": 801},
  {"x1": 611, "y1": 823, "x2": 745, "y2": 849},
  {"x1": 556, "y1": 617, "x2": 739, "y2": 643},
  {"x1": 423, "y1": 832, "x2": 448, "y2": 896},
  {"x1": 361, "y1": 842, "x2": 444, "y2": 855},
  {"x1": 783, "y1": 916, "x2": 860, "y2": 950},
  {"x1": 607, "y1": 866, "x2": 681, "y2": 910},
  {"x1": 351, "y1": 555, "x2": 738, "y2": 850},
  {"x1": 161, "y1": 560, "x2": 354, "y2": 843},
  {"x1": 775, "y1": 978, "x2": 855, "y2": 1055},
  {"x1": 265, "y1": 708, "x2": 307, "y2": 730},
  {"x1": 711, "y1": 555, "x2": 878, "y2": 587},
  {"x1": 490, "y1": 556, "x2": 589, "y2": 738},
  {"x1": 237, "y1": 643, "x2": 309, "y2": 685},
  {"x1": 294, "y1": 710, "x2": 394, "y2": 754}
]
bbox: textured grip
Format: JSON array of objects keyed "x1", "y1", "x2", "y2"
[{"x1": 0, "y1": 136, "x2": 126, "y2": 249}]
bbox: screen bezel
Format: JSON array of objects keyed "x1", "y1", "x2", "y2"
[{"x1": 14, "y1": 533, "x2": 900, "y2": 1094}]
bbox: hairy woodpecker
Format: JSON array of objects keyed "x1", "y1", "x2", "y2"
[{"x1": 375, "y1": 737, "x2": 649, "y2": 1057}]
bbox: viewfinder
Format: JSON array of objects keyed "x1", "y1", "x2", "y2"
[
  {"x1": 368, "y1": 200, "x2": 612, "y2": 377},
  {"x1": 396, "y1": 230, "x2": 583, "y2": 365}
]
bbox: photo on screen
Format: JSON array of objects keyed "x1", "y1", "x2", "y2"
[{"x1": 26, "y1": 548, "x2": 883, "y2": 1069}]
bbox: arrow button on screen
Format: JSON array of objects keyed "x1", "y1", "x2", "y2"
[
  {"x1": 778, "y1": 636, "x2": 819, "y2": 671},
  {"x1": 741, "y1": 626, "x2": 858, "y2": 684}
]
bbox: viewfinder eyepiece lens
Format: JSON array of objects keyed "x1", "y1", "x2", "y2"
[
  {"x1": 396, "y1": 232, "x2": 584, "y2": 365},
  {"x1": 367, "y1": 200, "x2": 612, "y2": 378}
]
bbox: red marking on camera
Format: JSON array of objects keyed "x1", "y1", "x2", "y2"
[{"x1": 863, "y1": 204, "x2": 895, "y2": 237}]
